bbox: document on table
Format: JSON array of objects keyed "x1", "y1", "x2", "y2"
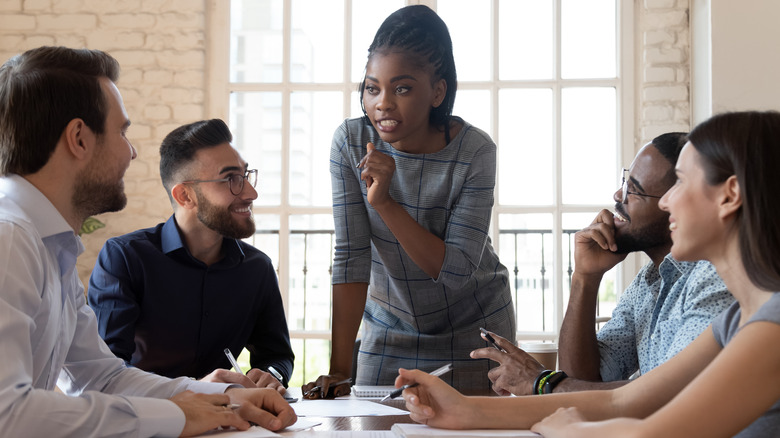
[
  {"x1": 292, "y1": 399, "x2": 408, "y2": 417},
  {"x1": 201, "y1": 426, "x2": 280, "y2": 437},
  {"x1": 201, "y1": 418, "x2": 322, "y2": 437},
  {"x1": 391, "y1": 423, "x2": 540, "y2": 437},
  {"x1": 280, "y1": 431, "x2": 394, "y2": 438}
]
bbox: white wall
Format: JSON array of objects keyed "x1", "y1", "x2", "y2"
[{"x1": 691, "y1": 0, "x2": 780, "y2": 124}]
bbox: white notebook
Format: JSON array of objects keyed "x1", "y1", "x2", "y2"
[{"x1": 351, "y1": 385, "x2": 396, "y2": 398}]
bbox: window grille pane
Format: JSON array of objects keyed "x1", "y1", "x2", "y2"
[
  {"x1": 230, "y1": 91, "x2": 282, "y2": 206},
  {"x1": 561, "y1": 87, "x2": 616, "y2": 205},
  {"x1": 498, "y1": 213, "x2": 554, "y2": 333},
  {"x1": 497, "y1": 88, "x2": 553, "y2": 205},
  {"x1": 351, "y1": 0, "x2": 406, "y2": 83},
  {"x1": 561, "y1": 0, "x2": 616, "y2": 79},
  {"x1": 437, "y1": 0, "x2": 492, "y2": 82},
  {"x1": 499, "y1": 0, "x2": 554, "y2": 80},
  {"x1": 287, "y1": 215, "x2": 336, "y2": 333},
  {"x1": 453, "y1": 89, "x2": 491, "y2": 138},
  {"x1": 291, "y1": 0, "x2": 344, "y2": 83},
  {"x1": 350, "y1": 91, "x2": 363, "y2": 119},
  {"x1": 289, "y1": 91, "x2": 343, "y2": 206},
  {"x1": 230, "y1": 0, "x2": 283, "y2": 83},
  {"x1": 562, "y1": 212, "x2": 619, "y2": 323},
  {"x1": 247, "y1": 214, "x2": 280, "y2": 267},
  {"x1": 290, "y1": 338, "x2": 331, "y2": 388}
]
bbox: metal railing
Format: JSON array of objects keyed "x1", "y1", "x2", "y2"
[{"x1": 255, "y1": 227, "x2": 612, "y2": 384}]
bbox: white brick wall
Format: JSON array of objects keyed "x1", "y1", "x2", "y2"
[
  {"x1": 0, "y1": 1, "x2": 693, "y2": 287},
  {"x1": 638, "y1": 0, "x2": 691, "y2": 142},
  {"x1": 0, "y1": 1, "x2": 207, "y2": 285}
]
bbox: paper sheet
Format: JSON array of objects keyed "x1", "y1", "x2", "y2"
[
  {"x1": 292, "y1": 399, "x2": 408, "y2": 417},
  {"x1": 201, "y1": 425, "x2": 280, "y2": 437},
  {"x1": 280, "y1": 431, "x2": 394, "y2": 438},
  {"x1": 391, "y1": 423, "x2": 540, "y2": 437}
]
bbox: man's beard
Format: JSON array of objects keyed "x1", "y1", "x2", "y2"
[
  {"x1": 72, "y1": 161, "x2": 127, "y2": 218},
  {"x1": 613, "y1": 203, "x2": 671, "y2": 254},
  {"x1": 195, "y1": 189, "x2": 255, "y2": 239}
]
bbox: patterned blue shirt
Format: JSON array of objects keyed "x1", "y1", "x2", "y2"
[
  {"x1": 330, "y1": 117, "x2": 515, "y2": 391},
  {"x1": 597, "y1": 254, "x2": 733, "y2": 380}
]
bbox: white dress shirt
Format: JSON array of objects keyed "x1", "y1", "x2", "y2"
[{"x1": 0, "y1": 175, "x2": 230, "y2": 437}]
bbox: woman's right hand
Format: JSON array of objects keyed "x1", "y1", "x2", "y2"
[
  {"x1": 397, "y1": 368, "x2": 476, "y2": 430},
  {"x1": 301, "y1": 373, "x2": 351, "y2": 399}
]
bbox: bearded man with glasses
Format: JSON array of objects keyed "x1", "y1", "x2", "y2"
[
  {"x1": 88, "y1": 119, "x2": 294, "y2": 397},
  {"x1": 472, "y1": 132, "x2": 734, "y2": 396}
]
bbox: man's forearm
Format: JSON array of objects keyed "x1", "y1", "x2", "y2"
[{"x1": 558, "y1": 272, "x2": 604, "y2": 380}]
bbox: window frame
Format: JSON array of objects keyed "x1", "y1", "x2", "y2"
[{"x1": 206, "y1": 0, "x2": 637, "y2": 346}]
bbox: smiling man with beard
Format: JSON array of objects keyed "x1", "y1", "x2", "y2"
[
  {"x1": 88, "y1": 119, "x2": 294, "y2": 396},
  {"x1": 472, "y1": 133, "x2": 735, "y2": 396}
]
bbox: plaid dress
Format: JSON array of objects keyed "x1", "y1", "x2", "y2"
[{"x1": 330, "y1": 117, "x2": 516, "y2": 391}]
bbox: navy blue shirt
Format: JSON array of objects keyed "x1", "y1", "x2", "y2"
[{"x1": 88, "y1": 216, "x2": 294, "y2": 384}]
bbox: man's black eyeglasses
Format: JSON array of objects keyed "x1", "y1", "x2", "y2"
[
  {"x1": 621, "y1": 168, "x2": 663, "y2": 204},
  {"x1": 182, "y1": 169, "x2": 258, "y2": 196}
]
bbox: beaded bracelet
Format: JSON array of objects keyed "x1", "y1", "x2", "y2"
[{"x1": 532, "y1": 369, "x2": 553, "y2": 395}]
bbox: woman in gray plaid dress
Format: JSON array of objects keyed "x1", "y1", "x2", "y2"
[{"x1": 302, "y1": 5, "x2": 515, "y2": 397}]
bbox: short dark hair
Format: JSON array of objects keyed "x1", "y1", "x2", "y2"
[
  {"x1": 650, "y1": 132, "x2": 687, "y2": 187},
  {"x1": 0, "y1": 46, "x2": 120, "y2": 176},
  {"x1": 359, "y1": 5, "x2": 457, "y2": 142},
  {"x1": 688, "y1": 111, "x2": 780, "y2": 291},
  {"x1": 159, "y1": 119, "x2": 233, "y2": 200}
]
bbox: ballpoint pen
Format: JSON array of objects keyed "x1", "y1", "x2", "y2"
[
  {"x1": 479, "y1": 327, "x2": 507, "y2": 353},
  {"x1": 267, "y1": 365, "x2": 284, "y2": 382},
  {"x1": 381, "y1": 363, "x2": 453, "y2": 401},
  {"x1": 224, "y1": 348, "x2": 244, "y2": 374}
]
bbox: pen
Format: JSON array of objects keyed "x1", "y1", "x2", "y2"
[
  {"x1": 224, "y1": 348, "x2": 244, "y2": 375},
  {"x1": 479, "y1": 327, "x2": 507, "y2": 353},
  {"x1": 381, "y1": 363, "x2": 453, "y2": 401},
  {"x1": 267, "y1": 365, "x2": 284, "y2": 383}
]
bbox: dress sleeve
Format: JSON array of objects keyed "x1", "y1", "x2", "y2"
[
  {"x1": 87, "y1": 239, "x2": 140, "y2": 364},
  {"x1": 435, "y1": 137, "x2": 497, "y2": 288},
  {"x1": 330, "y1": 120, "x2": 372, "y2": 285}
]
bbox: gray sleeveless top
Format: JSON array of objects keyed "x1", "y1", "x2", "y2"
[{"x1": 712, "y1": 292, "x2": 780, "y2": 437}]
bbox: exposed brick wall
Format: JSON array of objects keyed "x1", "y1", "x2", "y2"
[
  {"x1": 0, "y1": 0, "x2": 692, "y2": 287},
  {"x1": 637, "y1": 0, "x2": 691, "y2": 143},
  {"x1": 0, "y1": 0, "x2": 208, "y2": 285}
]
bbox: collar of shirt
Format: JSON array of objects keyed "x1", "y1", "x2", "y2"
[{"x1": 160, "y1": 215, "x2": 246, "y2": 269}]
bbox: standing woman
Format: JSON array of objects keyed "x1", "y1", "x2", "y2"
[
  {"x1": 303, "y1": 5, "x2": 515, "y2": 396},
  {"x1": 397, "y1": 111, "x2": 780, "y2": 438}
]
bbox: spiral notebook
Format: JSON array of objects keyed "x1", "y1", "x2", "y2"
[{"x1": 351, "y1": 385, "x2": 396, "y2": 398}]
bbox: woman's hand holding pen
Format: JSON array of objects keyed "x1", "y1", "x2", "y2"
[
  {"x1": 358, "y1": 142, "x2": 396, "y2": 208},
  {"x1": 395, "y1": 368, "x2": 475, "y2": 430}
]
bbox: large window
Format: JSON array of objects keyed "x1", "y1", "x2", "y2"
[{"x1": 208, "y1": 0, "x2": 634, "y2": 386}]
